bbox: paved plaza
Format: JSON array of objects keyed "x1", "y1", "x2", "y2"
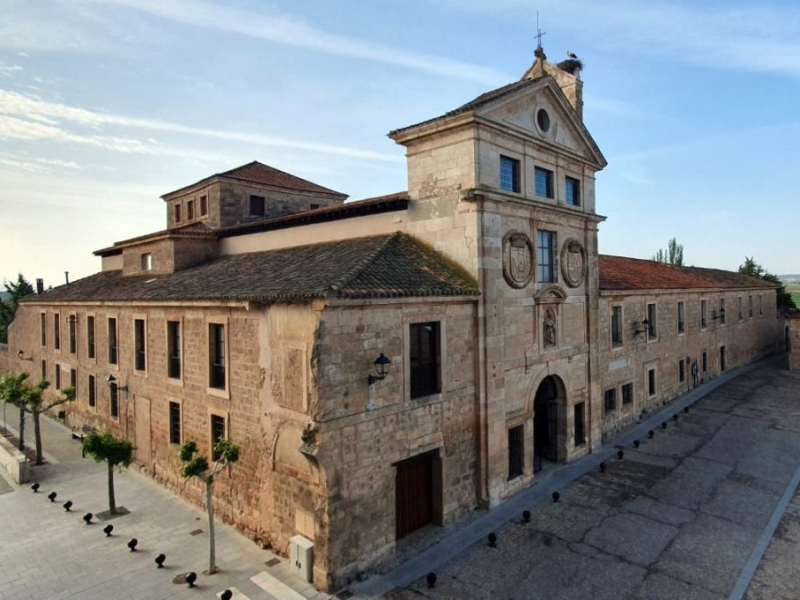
[
  {"x1": 0, "y1": 415, "x2": 330, "y2": 600},
  {"x1": 380, "y1": 361, "x2": 800, "y2": 600}
]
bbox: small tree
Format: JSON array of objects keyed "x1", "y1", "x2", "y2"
[
  {"x1": 0, "y1": 372, "x2": 30, "y2": 451},
  {"x1": 739, "y1": 256, "x2": 797, "y2": 313},
  {"x1": 82, "y1": 430, "x2": 134, "y2": 515},
  {"x1": 0, "y1": 274, "x2": 35, "y2": 344},
  {"x1": 179, "y1": 438, "x2": 240, "y2": 574},
  {"x1": 25, "y1": 383, "x2": 75, "y2": 465},
  {"x1": 653, "y1": 238, "x2": 685, "y2": 266}
]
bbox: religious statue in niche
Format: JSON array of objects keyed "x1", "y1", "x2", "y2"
[
  {"x1": 502, "y1": 231, "x2": 534, "y2": 289},
  {"x1": 543, "y1": 307, "x2": 557, "y2": 348},
  {"x1": 560, "y1": 238, "x2": 587, "y2": 288}
]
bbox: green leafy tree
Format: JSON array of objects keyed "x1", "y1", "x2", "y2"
[
  {"x1": 82, "y1": 430, "x2": 134, "y2": 515},
  {"x1": 739, "y1": 257, "x2": 797, "y2": 312},
  {"x1": 25, "y1": 383, "x2": 75, "y2": 465},
  {"x1": 0, "y1": 372, "x2": 29, "y2": 451},
  {"x1": 652, "y1": 238, "x2": 685, "y2": 266},
  {"x1": 179, "y1": 438, "x2": 241, "y2": 574},
  {"x1": 0, "y1": 274, "x2": 35, "y2": 343}
]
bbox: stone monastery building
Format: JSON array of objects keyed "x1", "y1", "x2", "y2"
[{"x1": 2, "y1": 47, "x2": 782, "y2": 591}]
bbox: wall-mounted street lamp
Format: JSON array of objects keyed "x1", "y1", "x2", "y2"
[
  {"x1": 712, "y1": 308, "x2": 726, "y2": 322},
  {"x1": 367, "y1": 353, "x2": 392, "y2": 386},
  {"x1": 16, "y1": 350, "x2": 33, "y2": 362},
  {"x1": 633, "y1": 318, "x2": 650, "y2": 337}
]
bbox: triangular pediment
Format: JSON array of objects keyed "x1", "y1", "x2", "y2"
[{"x1": 475, "y1": 77, "x2": 606, "y2": 168}]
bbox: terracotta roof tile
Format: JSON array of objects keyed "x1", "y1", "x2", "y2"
[
  {"x1": 219, "y1": 161, "x2": 346, "y2": 196},
  {"x1": 30, "y1": 233, "x2": 478, "y2": 305},
  {"x1": 599, "y1": 255, "x2": 778, "y2": 292}
]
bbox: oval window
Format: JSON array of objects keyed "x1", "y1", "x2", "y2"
[{"x1": 536, "y1": 108, "x2": 551, "y2": 133}]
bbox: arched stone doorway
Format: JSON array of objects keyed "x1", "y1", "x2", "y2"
[{"x1": 533, "y1": 375, "x2": 566, "y2": 473}]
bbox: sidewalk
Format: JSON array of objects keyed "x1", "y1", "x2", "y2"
[
  {"x1": 0, "y1": 412, "x2": 331, "y2": 600},
  {"x1": 349, "y1": 356, "x2": 785, "y2": 599}
]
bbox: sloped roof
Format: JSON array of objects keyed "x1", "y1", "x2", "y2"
[
  {"x1": 31, "y1": 233, "x2": 478, "y2": 305},
  {"x1": 599, "y1": 255, "x2": 778, "y2": 292},
  {"x1": 162, "y1": 161, "x2": 347, "y2": 199}
]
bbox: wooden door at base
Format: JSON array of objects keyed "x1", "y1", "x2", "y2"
[{"x1": 395, "y1": 452, "x2": 434, "y2": 539}]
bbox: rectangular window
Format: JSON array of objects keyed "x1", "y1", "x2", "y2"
[
  {"x1": 565, "y1": 176, "x2": 580, "y2": 206},
  {"x1": 720, "y1": 298, "x2": 726, "y2": 324},
  {"x1": 702, "y1": 351, "x2": 708, "y2": 373},
  {"x1": 108, "y1": 318, "x2": 118, "y2": 365},
  {"x1": 534, "y1": 166, "x2": 553, "y2": 198},
  {"x1": 679, "y1": 359, "x2": 685, "y2": 383},
  {"x1": 140, "y1": 253, "x2": 152, "y2": 271},
  {"x1": 55, "y1": 365, "x2": 61, "y2": 390},
  {"x1": 210, "y1": 414, "x2": 226, "y2": 460},
  {"x1": 169, "y1": 401, "x2": 181, "y2": 444},
  {"x1": 749, "y1": 295, "x2": 753, "y2": 318},
  {"x1": 249, "y1": 195, "x2": 266, "y2": 216},
  {"x1": 41, "y1": 359, "x2": 46, "y2": 381},
  {"x1": 200, "y1": 195, "x2": 208, "y2": 216},
  {"x1": 678, "y1": 301, "x2": 686, "y2": 333},
  {"x1": 499, "y1": 156, "x2": 521, "y2": 193},
  {"x1": 174, "y1": 203, "x2": 181, "y2": 223},
  {"x1": 209, "y1": 324, "x2": 226, "y2": 390},
  {"x1": 68, "y1": 315, "x2": 77, "y2": 353},
  {"x1": 622, "y1": 382, "x2": 633, "y2": 405},
  {"x1": 167, "y1": 321, "x2": 181, "y2": 379},
  {"x1": 187, "y1": 200, "x2": 195, "y2": 220},
  {"x1": 54, "y1": 314, "x2": 60, "y2": 350},
  {"x1": 574, "y1": 402, "x2": 586, "y2": 446},
  {"x1": 410, "y1": 322, "x2": 441, "y2": 399},
  {"x1": 110, "y1": 383, "x2": 119, "y2": 418},
  {"x1": 611, "y1": 306, "x2": 623, "y2": 347},
  {"x1": 700, "y1": 300, "x2": 707, "y2": 330},
  {"x1": 88, "y1": 375, "x2": 96, "y2": 408},
  {"x1": 759, "y1": 295, "x2": 763, "y2": 316},
  {"x1": 40, "y1": 313, "x2": 46, "y2": 347},
  {"x1": 70, "y1": 368, "x2": 77, "y2": 391},
  {"x1": 87, "y1": 316, "x2": 95, "y2": 359},
  {"x1": 738, "y1": 296, "x2": 743, "y2": 320},
  {"x1": 648, "y1": 368, "x2": 657, "y2": 397},
  {"x1": 507, "y1": 425, "x2": 524, "y2": 480},
  {"x1": 720, "y1": 346, "x2": 727, "y2": 371},
  {"x1": 537, "y1": 230, "x2": 556, "y2": 283},
  {"x1": 647, "y1": 303, "x2": 657, "y2": 340},
  {"x1": 604, "y1": 388, "x2": 616, "y2": 413},
  {"x1": 134, "y1": 319, "x2": 146, "y2": 372}
]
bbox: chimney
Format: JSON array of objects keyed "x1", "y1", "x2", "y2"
[
  {"x1": 36, "y1": 279, "x2": 44, "y2": 295},
  {"x1": 64, "y1": 271, "x2": 70, "y2": 285},
  {"x1": 521, "y1": 48, "x2": 585, "y2": 121}
]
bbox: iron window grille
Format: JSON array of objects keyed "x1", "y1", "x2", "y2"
[
  {"x1": 611, "y1": 306, "x2": 623, "y2": 346},
  {"x1": 537, "y1": 230, "x2": 556, "y2": 283},
  {"x1": 500, "y1": 156, "x2": 521, "y2": 193},
  {"x1": 88, "y1": 375, "x2": 96, "y2": 408},
  {"x1": 565, "y1": 176, "x2": 580, "y2": 206},
  {"x1": 40, "y1": 313, "x2": 46, "y2": 347},
  {"x1": 604, "y1": 388, "x2": 616, "y2": 413},
  {"x1": 110, "y1": 383, "x2": 118, "y2": 418},
  {"x1": 167, "y1": 321, "x2": 181, "y2": 379},
  {"x1": 169, "y1": 402, "x2": 181, "y2": 444},
  {"x1": 534, "y1": 167, "x2": 554, "y2": 198},
  {"x1": 134, "y1": 319, "x2": 146, "y2": 372},
  {"x1": 210, "y1": 414, "x2": 225, "y2": 460},
  {"x1": 700, "y1": 300, "x2": 707, "y2": 329},
  {"x1": 87, "y1": 316, "x2": 95, "y2": 359},
  {"x1": 647, "y1": 303, "x2": 658, "y2": 340},
  {"x1": 622, "y1": 383, "x2": 633, "y2": 405},
  {"x1": 209, "y1": 324, "x2": 226, "y2": 390},
  {"x1": 54, "y1": 314, "x2": 60, "y2": 350},
  {"x1": 108, "y1": 318, "x2": 118, "y2": 365}
]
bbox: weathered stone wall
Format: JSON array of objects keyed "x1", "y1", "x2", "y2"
[
  {"x1": 6, "y1": 299, "x2": 326, "y2": 581},
  {"x1": 598, "y1": 289, "x2": 779, "y2": 438},
  {"x1": 314, "y1": 300, "x2": 478, "y2": 588},
  {"x1": 788, "y1": 315, "x2": 800, "y2": 371},
  {"x1": 121, "y1": 238, "x2": 175, "y2": 275},
  {"x1": 0, "y1": 343, "x2": 8, "y2": 375}
]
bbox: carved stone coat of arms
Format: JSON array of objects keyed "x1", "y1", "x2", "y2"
[{"x1": 502, "y1": 231, "x2": 534, "y2": 289}]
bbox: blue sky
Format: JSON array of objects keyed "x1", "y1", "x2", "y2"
[{"x1": 1, "y1": 0, "x2": 799, "y2": 286}]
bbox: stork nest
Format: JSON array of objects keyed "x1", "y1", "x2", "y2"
[{"x1": 556, "y1": 58, "x2": 583, "y2": 75}]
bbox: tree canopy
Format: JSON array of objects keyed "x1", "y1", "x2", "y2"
[
  {"x1": 652, "y1": 238, "x2": 685, "y2": 266},
  {"x1": 82, "y1": 429, "x2": 135, "y2": 469},
  {"x1": 739, "y1": 257, "x2": 797, "y2": 313},
  {"x1": 0, "y1": 274, "x2": 35, "y2": 343}
]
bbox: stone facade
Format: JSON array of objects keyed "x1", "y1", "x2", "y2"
[
  {"x1": 2, "y1": 50, "x2": 787, "y2": 593},
  {"x1": 788, "y1": 315, "x2": 800, "y2": 371}
]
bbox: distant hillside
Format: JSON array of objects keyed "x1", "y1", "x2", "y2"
[
  {"x1": 0, "y1": 291, "x2": 9, "y2": 302},
  {"x1": 780, "y1": 274, "x2": 800, "y2": 282}
]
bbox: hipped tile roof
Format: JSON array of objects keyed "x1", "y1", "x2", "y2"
[
  {"x1": 30, "y1": 233, "x2": 478, "y2": 305},
  {"x1": 599, "y1": 255, "x2": 778, "y2": 292}
]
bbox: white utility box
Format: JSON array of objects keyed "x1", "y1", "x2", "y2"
[{"x1": 289, "y1": 535, "x2": 314, "y2": 583}]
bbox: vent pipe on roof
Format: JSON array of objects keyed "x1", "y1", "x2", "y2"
[
  {"x1": 64, "y1": 271, "x2": 70, "y2": 286},
  {"x1": 36, "y1": 279, "x2": 44, "y2": 295}
]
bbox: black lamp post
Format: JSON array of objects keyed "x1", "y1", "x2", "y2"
[
  {"x1": 367, "y1": 353, "x2": 392, "y2": 386},
  {"x1": 106, "y1": 374, "x2": 130, "y2": 439},
  {"x1": 634, "y1": 318, "x2": 650, "y2": 337}
]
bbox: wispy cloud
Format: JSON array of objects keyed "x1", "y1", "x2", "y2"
[
  {"x1": 0, "y1": 89, "x2": 403, "y2": 162},
  {"x1": 0, "y1": 152, "x2": 81, "y2": 173},
  {"x1": 0, "y1": 61, "x2": 23, "y2": 76},
  {"x1": 85, "y1": 0, "x2": 509, "y2": 85},
  {"x1": 442, "y1": 0, "x2": 800, "y2": 78}
]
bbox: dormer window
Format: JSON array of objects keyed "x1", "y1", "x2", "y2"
[
  {"x1": 187, "y1": 200, "x2": 195, "y2": 220},
  {"x1": 200, "y1": 195, "x2": 208, "y2": 216},
  {"x1": 174, "y1": 203, "x2": 182, "y2": 223},
  {"x1": 249, "y1": 195, "x2": 266, "y2": 216},
  {"x1": 141, "y1": 253, "x2": 152, "y2": 271}
]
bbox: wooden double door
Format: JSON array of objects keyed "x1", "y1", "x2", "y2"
[{"x1": 395, "y1": 450, "x2": 442, "y2": 539}]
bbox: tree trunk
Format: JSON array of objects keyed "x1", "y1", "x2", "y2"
[
  {"x1": 108, "y1": 462, "x2": 117, "y2": 514},
  {"x1": 33, "y1": 411, "x2": 43, "y2": 465},
  {"x1": 17, "y1": 405, "x2": 24, "y2": 452},
  {"x1": 207, "y1": 477, "x2": 216, "y2": 574}
]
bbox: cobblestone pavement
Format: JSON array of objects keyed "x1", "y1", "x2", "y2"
[
  {"x1": 0, "y1": 415, "x2": 330, "y2": 600},
  {"x1": 387, "y1": 364, "x2": 800, "y2": 600}
]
